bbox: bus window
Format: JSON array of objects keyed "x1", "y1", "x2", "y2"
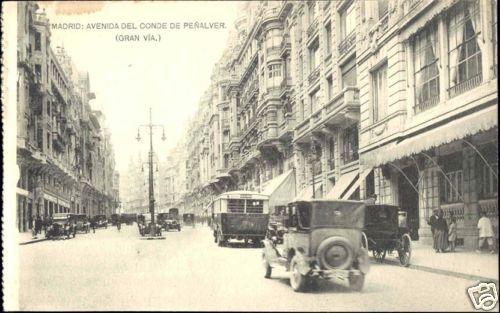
[
  {"x1": 228, "y1": 199, "x2": 245, "y2": 213},
  {"x1": 246, "y1": 200, "x2": 263, "y2": 213}
]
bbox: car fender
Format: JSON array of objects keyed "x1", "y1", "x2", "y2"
[{"x1": 263, "y1": 239, "x2": 280, "y2": 262}]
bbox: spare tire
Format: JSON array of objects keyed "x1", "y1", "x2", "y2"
[{"x1": 317, "y1": 236, "x2": 354, "y2": 270}]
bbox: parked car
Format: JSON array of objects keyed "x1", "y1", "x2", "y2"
[
  {"x1": 165, "y1": 218, "x2": 181, "y2": 231},
  {"x1": 362, "y1": 204, "x2": 412, "y2": 266},
  {"x1": 71, "y1": 214, "x2": 90, "y2": 233},
  {"x1": 262, "y1": 200, "x2": 370, "y2": 292},
  {"x1": 110, "y1": 214, "x2": 119, "y2": 226},
  {"x1": 46, "y1": 213, "x2": 76, "y2": 239}
]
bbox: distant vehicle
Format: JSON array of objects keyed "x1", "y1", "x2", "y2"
[
  {"x1": 166, "y1": 208, "x2": 181, "y2": 231},
  {"x1": 157, "y1": 213, "x2": 170, "y2": 230},
  {"x1": 183, "y1": 213, "x2": 195, "y2": 228},
  {"x1": 93, "y1": 215, "x2": 108, "y2": 228},
  {"x1": 262, "y1": 200, "x2": 370, "y2": 292},
  {"x1": 121, "y1": 213, "x2": 137, "y2": 225},
  {"x1": 138, "y1": 214, "x2": 162, "y2": 237},
  {"x1": 362, "y1": 204, "x2": 412, "y2": 267},
  {"x1": 110, "y1": 214, "x2": 119, "y2": 226},
  {"x1": 71, "y1": 214, "x2": 90, "y2": 233},
  {"x1": 210, "y1": 191, "x2": 270, "y2": 247},
  {"x1": 46, "y1": 213, "x2": 76, "y2": 239}
]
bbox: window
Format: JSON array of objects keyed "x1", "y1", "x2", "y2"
[
  {"x1": 268, "y1": 64, "x2": 282, "y2": 87},
  {"x1": 439, "y1": 152, "x2": 464, "y2": 204},
  {"x1": 477, "y1": 144, "x2": 498, "y2": 199},
  {"x1": 35, "y1": 64, "x2": 42, "y2": 81},
  {"x1": 448, "y1": 0, "x2": 482, "y2": 97},
  {"x1": 35, "y1": 32, "x2": 41, "y2": 51},
  {"x1": 246, "y1": 200, "x2": 263, "y2": 214},
  {"x1": 341, "y1": 57, "x2": 357, "y2": 88},
  {"x1": 378, "y1": 169, "x2": 392, "y2": 204},
  {"x1": 310, "y1": 88, "x2": 321, "y2": 112},
  {"x1": 309, "y1": 41, "x2": 320, "y2": 72},
  {"x1": 372, "y1": 63, "x2": 388, "y2": 122},
  {"x1": 378, "y1": 0, "x2": 389, "y2": 20},
  {"x1": 327, "y1": 76, "x2": 333, "y2": 100},
  {"x1": 340, "y1": 2, "x2": 356, "y2": 40},
  {"x1": 414, "y1": 23, "x2": 440, "y2": 113},
  {"x1": 325, "y1": 22, "x2": 332, "y2": 55},
  {"x1": 308, "y1": 2, "x2": 318, "y2": 23},
  {"x1": 299, "y1": 54, "x2": 304, "y2": 82},
  {"x1": 342, "y1": 124, "x2": 358, "y2": 163}
]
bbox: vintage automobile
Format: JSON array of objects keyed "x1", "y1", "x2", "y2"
[
  {"x1": 262, "y1": 200, "x2": 370, "y2": 292},
  {"x1": 138, "y1": 214, "x2": 162, "y2": 237},
  {"x1": 71, "y1": 214, "x2": 90, "y2": 233},
  {"x1": 362, "y1": 204, "x2": 412, "y2": 267},
  {"x1": 46, "y1": 213, "x2": 76, "y2": 239},
  {"x1": 266, "y1": 221, "x2": 286, "y2": 244},
  {"x1": 94, "y1": 215, "x2": 108, "y2": 228},
  {"x1": 121, "y1": 213, "x2": 137, "y2": 225},
  {"x1": 166, "y1": 208, "x2": 181, "y2": 231},
  {"x1": 110, "y1": 214, "x2": 119, "y2": 226},
  {"x1": 211, "y1": 191, "x2": 270, "y2": 247},
  {"x1": 183, "y1": 213, "x2": 195, "y2": 228}
]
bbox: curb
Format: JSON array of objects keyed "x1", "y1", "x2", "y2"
[
  {"x1": 19, "y1": 238, "x2": 47, "y2": 246},
  {"x1": 381, "y1": 258, "x2": 499, "y2": 284}
]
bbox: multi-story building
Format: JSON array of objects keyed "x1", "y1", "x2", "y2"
[
  {"x1": 176, "y1": 0, "x2": 497, "y2": 249},
  {"x1": 16, "y1": 3, "x2": 119, "y2": 231}
]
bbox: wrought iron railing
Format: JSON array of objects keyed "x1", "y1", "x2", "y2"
[
  {"x1": 338, "y1": 31, "x2": 356, "y2": 56},
  {"x1": 449, "y1": 73, "x2": 483, "y2": 98}
]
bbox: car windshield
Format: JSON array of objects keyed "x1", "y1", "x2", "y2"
[{"x1": 309, "y1": 201, "x2": 365, "y2": 229}]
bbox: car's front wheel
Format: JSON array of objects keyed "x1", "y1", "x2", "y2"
[
  {"x1": 349, "y1": 273, "x2": 365, "y2": 291},
  {"x1": 289, "y1": 256, "x2": 307, "y2": 292}
]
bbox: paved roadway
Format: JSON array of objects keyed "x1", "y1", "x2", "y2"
[{"x1": 19, "y1": 224, "x2": 481, "y2": 311}]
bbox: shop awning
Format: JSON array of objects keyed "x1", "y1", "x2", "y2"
[
  {"x1": 342, "y1": 167, "x2": 373, "y2": 200},
  {"x1": 361, "y1": 105, "x2": 497, "y2": 168},
  {"x1": 261, "y1": 169, "x2": 295, "y2": 208},
  {"x1": 293, "y1": 184, "x2": 314, "y2": 202},
  {"x1": 325, "y1": 170, "x2": 358, "y2": 200}
]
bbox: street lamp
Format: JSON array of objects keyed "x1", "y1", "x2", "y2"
[{"x1": 136, "y1": 107, "x2": 166, "y2": 237}]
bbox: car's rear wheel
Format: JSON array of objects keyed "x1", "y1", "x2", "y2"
[
  {"x1": 289, "y1": 256, "x2": 307, "y2": 292},
  {"x1": 262, "y1": 252, "x2": 272, "y2": 279},
  {"x1": 349, "y1": 273, "x2": 365, "y2": 291}
]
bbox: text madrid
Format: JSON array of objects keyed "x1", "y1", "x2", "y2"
[{"x1": 51, "y1": 22, "x2": 226, "y2": 30}]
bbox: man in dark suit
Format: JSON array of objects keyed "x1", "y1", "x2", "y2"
[{"x1": 427, "y1": 209, "x2": 439, "y2": 252}]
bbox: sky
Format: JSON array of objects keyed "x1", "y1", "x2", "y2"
[{"x1": 39, "y1": 1, "x2": 240, "y2": 173}]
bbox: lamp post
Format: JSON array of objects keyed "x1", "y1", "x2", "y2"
[{"x1": 136, "y1": 107, "x2": 166, "y2": 237}]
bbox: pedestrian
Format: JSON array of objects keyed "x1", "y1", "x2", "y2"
[
  {"x1": 91, "y1": 217, "x2": 96, "y2": 233},
  {"x1": 434, "y1": 209, "x2": 448, "y2": 253},
  {"x1": 448, "y1": 216, "x2": 457, "y2": 252},
  {"x1": 117, "y1": 219, "x2": 121, "y2": 231},
  {"x1": 427, "y1": 209, "x2": 439, "y2": 252},
  {"x1": 477, "y1": 211, "x2": 495, "y2": 254},
  {"x1": 35, "y1": 215, "x2": 42, "y2": 235}
]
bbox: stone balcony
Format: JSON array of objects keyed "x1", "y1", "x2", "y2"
[
  {"x1": 308, "y1": 67, "x2": 321, "y2": 86},
  {"x1": 294, "y1": 87, "x2": 360, "y2": 143},
  {"x1": 338, "y1": 31, "x2": 356, "y2": 58},
  {"x1": 307, "y1": 19, "x2": 319, "y2": 42}
]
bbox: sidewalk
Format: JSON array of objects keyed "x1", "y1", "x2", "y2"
[
  {"x1": 383, "y1": 241, "x2": 499, "y2": 282},
  {"x1": 18, "y1": 231, "x2": 47, "y2": 245}
]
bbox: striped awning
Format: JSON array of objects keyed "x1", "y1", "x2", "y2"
[{"x1": 361, "y1": 105, "x2": 497, "y2": 168}]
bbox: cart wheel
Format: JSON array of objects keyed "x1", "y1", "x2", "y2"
[
  {"x1": 349, "y1": 273, "x2": 365, "y2": 291},
  {"x1": 398, "y1": 233, "x2": 412, "y2": 267},
  {"x1": 373, "y1": 249, "x2": 386, "y2": 262},
  {"x1": 290, "y1": 256, "x2": 307, "y2": 292},
  {"x1": 262, "y1": 252, "x2": 272, "y2": 279}
]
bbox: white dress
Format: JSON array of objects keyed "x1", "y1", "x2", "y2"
[{"x1": 477, "y1": 217, "x2": 494, "y2": 238}]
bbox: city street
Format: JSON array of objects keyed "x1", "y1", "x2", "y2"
[{"x1": 20, "y1": 224, "x2": 479, "y2": 311}]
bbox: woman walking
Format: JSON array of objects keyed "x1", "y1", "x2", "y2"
[{"x1": 435, "y1": 209, "x2": 448, "y2": 253}]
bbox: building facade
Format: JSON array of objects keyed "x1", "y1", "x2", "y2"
[
  {"x1": 172, "y1": 0, "x2": 497, "y2": 249},
  {"x1": 16, "y1": 3, "x2": 119, "y2": 232}
]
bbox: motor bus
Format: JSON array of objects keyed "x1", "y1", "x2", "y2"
[{"x1": 210, "y1": 190, "x2": 270, "y2": 247}]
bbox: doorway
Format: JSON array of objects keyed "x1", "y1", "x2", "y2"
[{"x1": 398, "y1": 165, "x2": 420, "y2": 240}]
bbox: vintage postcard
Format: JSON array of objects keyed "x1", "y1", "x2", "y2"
[{"x1": 2, "y1": 0, "x2": 499, "y2": 311}]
